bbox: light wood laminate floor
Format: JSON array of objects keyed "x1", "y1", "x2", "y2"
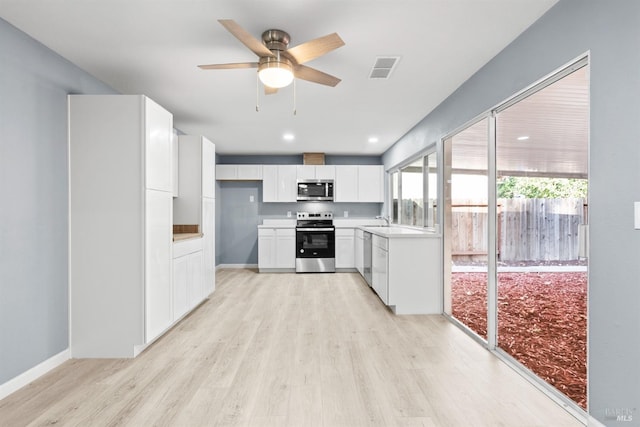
[{"x1": 0, "y1": 269, "x2": 583, "y2": 426}]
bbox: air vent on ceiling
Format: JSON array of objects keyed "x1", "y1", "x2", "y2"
[{"x1": 369, "y1": 56, "x2": 400, "y2": 79}]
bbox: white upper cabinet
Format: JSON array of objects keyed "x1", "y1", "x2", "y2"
[
  {"x1": 296, "y1": 165, "x2": 316, "y2": 180},
  {"x1": 335, "y1": 165, "x2": 384, "y2": 202},
  {"x1": 296, "y1": 165, "x2": 335, "y2": 181},
  {"x1": 315, "y1": 165, "x2": 336, "y2": 180},
  {"x1": 358, "y1": 165, "x2": 384, "y2": 202},
  {"x1": 216, "y1": 164, "x2": 263, "y2": 180},
  {"x1": 201, "y1": 137, "x2": 215, "y2": 198},
  {"x1": 335, "y1": 166, "x2": 359, "y2": 202},
  {"x1": 172, "y1": 130, "x2": 179, "y2": 197},
  {"x1": 219, "y1": 163, "x2": 380, "y2": 203},
  {"x1": 145, "y1": 98, "x2": 173, "y2": 192},
  {"x1": 263, "y1": 165, "x2": 297, "y2": 202}
]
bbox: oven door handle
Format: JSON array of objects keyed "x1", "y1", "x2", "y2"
[{"x1": 296, "y1": 227, "x2": 335, "y2": 232}]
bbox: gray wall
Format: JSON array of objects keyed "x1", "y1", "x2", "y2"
[
  {"x1": 383, "y1": 1, "x2": 640, "y2": 424},
  {"x1": 216, "y1": 154, "x2": 383, "y2": 265},
  {"x1": 0, "y1": 18, "x2": 117, "y2": 384}
]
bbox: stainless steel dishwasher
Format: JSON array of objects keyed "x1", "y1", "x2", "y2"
[{"x1": 363, "y1": 231, "x2": 372, "y2": 286}]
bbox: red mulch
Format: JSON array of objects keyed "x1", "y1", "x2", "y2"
[{"x1": 452, "y1": 271, "x2": 587, "y2": 409}]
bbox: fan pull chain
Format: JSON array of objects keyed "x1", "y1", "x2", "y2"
[
  {"x1": 256, "y1": 73, "x2": 260, "y2": 112},
  {"x1": 293, "y1": 79, "x2": 297, "y2": 116}
]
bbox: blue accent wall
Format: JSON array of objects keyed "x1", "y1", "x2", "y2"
[{"x1": 0, "y1": 18, "x2": 117, "y2": 384}]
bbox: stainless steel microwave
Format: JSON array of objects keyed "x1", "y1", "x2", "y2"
[{"x1": 297, "y1": 180, "x2": 334, "y2": 201}]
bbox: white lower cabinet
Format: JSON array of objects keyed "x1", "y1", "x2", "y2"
[
  {"x1": 371, "y1": 235, "x2": 389, "y2": 305},
  {"x1": 355, "y1": 229, "x2": 364, "y2": 275},
  {"x1": 173, "y1": 254, "x2": 189, "y2": 320},
  {"x1": 202, "y1": 197, "x2": 215, "y2": 295},
  {"x1": 173, "y1": 238, "x2": 204, "y2": 321},
  {"x1": 259, "y1": 227, "x2": 295, "y2": 271},
  {"x1": 187, "y1": 250, "x2": 204, "y2": 308},
  {"x1": 335, "y1": 228, "x2": 355, "y2": 269},
  {"x1": 145, "y1": 189, "x2": 174, "y2": 342},
  {"x1": 361, "y1": 230, "x2": 441, "y2": 314}
]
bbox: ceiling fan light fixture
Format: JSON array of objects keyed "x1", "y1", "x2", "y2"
[{"x1": 258, "y1": 57, "x2": 294, "y2": 89}]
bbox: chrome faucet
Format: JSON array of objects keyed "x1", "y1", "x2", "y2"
[{"x1": 376, "y1": 215, "x2": 391, "y2": 226}]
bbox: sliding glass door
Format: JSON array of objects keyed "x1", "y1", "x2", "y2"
[
  {"x1": 444, "y1": 119, "x2": 489, "y2": 340},
  {"x1": 495, "y1": 64, "x2": 589, "y2": 409},
  {"x1": 442, "y1": 59, "x2": 589, "y2": 409}
]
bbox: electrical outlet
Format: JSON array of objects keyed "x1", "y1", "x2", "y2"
[
  {"x1": 249, "y1": 195, "x2": 254, "y2": 202},
  {"x1": 287, "y1": 211, "x2": 292, "y2": 218},
  {"x1": 344, "y1": 211, "x2": 349, "y2": 218}
]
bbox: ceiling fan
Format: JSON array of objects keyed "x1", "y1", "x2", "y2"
[{"x1": 198, "y1": 20, "x2": 345, "y2": 94}]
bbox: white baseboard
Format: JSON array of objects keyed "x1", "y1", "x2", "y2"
[
  {"x1": 217, "y1": 264, "x2": 258, "y2": 269},
  {"x1": 587, "y1": 415, "x2": 606, "y2": 427},
  {"x1": 0, "y1": 349, "x2": 70, "y2": 400}
]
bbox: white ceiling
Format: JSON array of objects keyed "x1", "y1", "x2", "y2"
[{"x1": 0, "y1": 0, "x2": 558, "y2": 155}]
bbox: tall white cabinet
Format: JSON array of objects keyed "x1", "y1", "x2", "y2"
[
  {"x1": 69, "y1": 95, "x2": 173, "y2": 358},
  {"x1": 174, "y1": 135, "x2": 216, "y2": 295}
]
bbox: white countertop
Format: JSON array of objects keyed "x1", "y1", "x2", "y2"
[
  {"x1": 258, "y1": 219, "x2": 296, "y2": 229},
  {"x1": 359, "y1": 225, "x2": 440, "y2": 238},
  {"x1": 259, "y1": 218, "x2": 387, "y2": 229}
]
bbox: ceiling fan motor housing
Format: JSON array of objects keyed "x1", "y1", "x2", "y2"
[{"x1": 261, "y1": 29, "x2": 290, "y2": 51}]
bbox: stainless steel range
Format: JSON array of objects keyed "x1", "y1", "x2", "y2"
[{"x1": 295, "y1": 212, "x2": 335, "y2": 273}]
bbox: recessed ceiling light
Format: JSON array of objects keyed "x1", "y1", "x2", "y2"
[
  {"x1": 517, "y1": 136, "x2": 530, "y2": 141},
  {"x1": 368, "y1": 137, "x2": 379, "y2": 143},
  {"x1": 283, "y1": 133, "x2": 295, "y2": 141}
]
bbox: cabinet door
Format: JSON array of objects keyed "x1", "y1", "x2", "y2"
[
  {"x1": 201, "y1": 138, "x2": 215, "y2": 198},
  {"x1": 275, "y1": 228, "x2": 296, "y2": 268},
  {"x1": 172, "y1": 131, "x2": 179, "y2": 197},
  {"x1": 187, "y1": 250, "x2": 204, "y2": 309},
  {"x1": 335, "y1": 228, "x2": 355, "y2": 269},
  {"x1": 216, "y1": 165, "x2": 237, "y2": 180},
  {"x1": 145, "y1": 189, "x2": 173, "y2": 342},
  {"x1": 173, "y1": 255, "x2": 189, "y2": 320},
  {"x1": 315, "y1": 165, "x2": 336, "y2": 180},
  {"x1": 237, "y1": 164, "x2": 263, "y2": 180},
  {"x1": 372, "y1": 244, "x2": 388, "y2": 304},
  {"x1": 145, "y1": 97, "x2": 173, "y2": 192},
  {"x1": 358, "y1": 165, "x2": 384, "y2": 202},
  {"x1": 355, "y1": 234, "x2": 364, "y2": 275},
  {"x1": 258, "y1": 229, "x2": 276, "y2": 269},
  {"x1": 296, "y1": 165, "x2": 316, "y2": 180},
  {"x1": 335, "y1": 166, "x2": 358, "y2": 202},
  {"x1": 202, "y1": 198, "x2": 215, "y2": 294},
  {"x1": 262, "y1": 166, "x2": 278, "y2": 202},
  {"x1": 278, "y1": 165, "x2": 298, "y2": 202}
]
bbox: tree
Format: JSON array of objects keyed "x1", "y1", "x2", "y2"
[{"x1": 497, "y1": 177, "x2": 587, "y2": 198}]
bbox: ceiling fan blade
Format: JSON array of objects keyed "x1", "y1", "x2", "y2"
[
  {"x1": 198, "y1": 62, "x2": 258, "y2": 70},
  {"x1": 265, "y1": 86, "x2": 279, "y2": 95},
  {"x1": 286, "y1": 33, "x2": 345, "y2": 64},
  {"x1": 218, "y1": 19, "x2": 275, "y2": 58},
  {"x1": 294, "y1": 64, "x2": 341, "y2": 87}
]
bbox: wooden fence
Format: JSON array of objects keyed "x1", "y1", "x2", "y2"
[{"x1": 450, "y1": 198, "x2": 587, "y2": 262}]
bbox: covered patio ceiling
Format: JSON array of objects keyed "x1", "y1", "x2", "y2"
[{"x1": 450, "y1": 66, "x2": 588, "y2": 179}]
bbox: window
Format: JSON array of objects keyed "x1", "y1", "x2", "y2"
[
  {"x1": 401, "y1": 159, "x2": 424, "y2": 226},
  {"x1": 391, "y1": 172, "x2": 399, "y2": 224},
  {"x1": 390, "y1": 150, "x2": 438, "y2": 228}
]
